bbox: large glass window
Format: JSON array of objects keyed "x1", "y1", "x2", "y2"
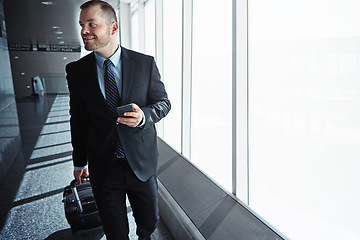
[
  {"x1": 144, "y1": 0, "x2": 155, "y2": 57},
  {"x1": 162, "y1": 0, "x2": 182, "y2": 152},
  {"x1": 191, "y1": 0, "x2": 232, "y2": 191},
  {"x1": 131, "y1": 10, "x2": 139, "y2": 52},
  {"x1": 249, "y1": 1, "x2": 360, "y2": 239}
]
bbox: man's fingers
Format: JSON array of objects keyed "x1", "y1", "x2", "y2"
[
  {"x1": 74, "y1": 169, "x2": 88, "y2": 185},
  {"x1": 81, "y1": 177, "x2": 89, "y2": 183},
  {"x1": 119, "y1": 117, "x2": 140, "y2": 127},
  {"x1": 75, "y1": 175, "x2": 82, "y2": 185},
  {"x1": 123, "y1": 111, "x2": 137, "y2": 118},
  {"x1": 131, "y1": 103, "x2": 141, "y2": 111},
  {"x1": 116, "y1": 103, "x2": 143, "y2": 127}
]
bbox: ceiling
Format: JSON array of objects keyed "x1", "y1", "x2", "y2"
[{"x1": 3, "y1": 0, "x2": 131, "y2": 47}]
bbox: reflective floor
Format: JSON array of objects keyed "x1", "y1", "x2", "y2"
[{"x1": 0, "y1": 95, "x2": 174, "y2": 240}]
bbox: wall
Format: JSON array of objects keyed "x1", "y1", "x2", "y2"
[
  {"x1": 0, "y1": 0, "x2": 21, "y2": 184},
  {"x1": 9, "y1": 51, "x2": 80, "y2": 97}
]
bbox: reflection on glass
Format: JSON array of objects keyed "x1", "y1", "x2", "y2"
[
  {"x1": 0, "y1": 101, "x2": 21, "y2": 183},
  {"x1": 0, "y1": 34, "x2": 20, "y2": 183}
]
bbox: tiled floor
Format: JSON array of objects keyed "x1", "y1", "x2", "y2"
[{"x1": 0, "y1": 95, "x2": 174, "y2": 240}]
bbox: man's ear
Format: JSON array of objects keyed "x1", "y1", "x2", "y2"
[{"x1": 111, "y1": 22, "x2": 119, "y2": 35}]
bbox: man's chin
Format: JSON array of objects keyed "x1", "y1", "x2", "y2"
[{"x1": 84, "y1": 43, "x2": 96, "y2": 51}]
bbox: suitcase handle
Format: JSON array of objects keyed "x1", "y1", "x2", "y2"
[
  {"x1": 70, "y1": 175, "x2": 89, "y2": 188},
  {"x1": 70, "y1": 175, "x2": 89, "y2": 214}
]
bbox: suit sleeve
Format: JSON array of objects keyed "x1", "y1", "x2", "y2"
[
  {"x1": 141, "y1": 57, "x2": 171, "y2": 129},
  {"x1": 66, "y1": 63, "x2": 89, "y2": 168}
]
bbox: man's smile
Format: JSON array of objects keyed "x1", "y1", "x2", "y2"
[{"x1": 83, "y1": 35, "x2": 95, "y2": 41}]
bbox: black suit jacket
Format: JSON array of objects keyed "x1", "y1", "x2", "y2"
[{"x1": 66, "y1": 46, "x2": 171, "y2": 185}]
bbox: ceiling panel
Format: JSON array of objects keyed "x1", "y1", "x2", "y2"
[{"x1": 3, "y1": 0, "x2": 121, "y2": 46}]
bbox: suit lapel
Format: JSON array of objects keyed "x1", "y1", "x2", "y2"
[{"x1": 120, "y1": 47, "x2": 134, "y2": 105}]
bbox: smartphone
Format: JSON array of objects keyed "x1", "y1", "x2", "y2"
[{"x1": 116, "y1": 104, "x2": 134, "y2": 118}]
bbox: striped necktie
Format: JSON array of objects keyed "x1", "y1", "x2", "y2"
[{"x1": 104, "y1": 59, "x2": 125, "y2": 158}]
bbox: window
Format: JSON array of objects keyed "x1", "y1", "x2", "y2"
[
  {"x1": 191, "y1": 0, "x2": 232, "y2": 191},
  {"x1": 248, "y1": 0, "x2": 360, "y2": 238},
  {"x1": 131, "y1": 10, "x2": 139, "y2": 51},
  {"x1": 162, "y1": 0, "x2": 182, "y2": 153},
  {"x1": 144, "y1": 0, "x2": 155, "y2": 56}
]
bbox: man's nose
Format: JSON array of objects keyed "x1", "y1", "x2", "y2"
[{"x1": 81, "y1": 26, "x2": 90, "y2": 35}]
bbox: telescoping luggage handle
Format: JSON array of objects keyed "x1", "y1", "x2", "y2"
[{"x1": 70, "y1": 175, "x2": 89, "y2": 214}]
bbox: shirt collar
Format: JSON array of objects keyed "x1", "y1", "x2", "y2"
[{"x1": 94, "y1": 46, "x2": 121, "y2": 68}]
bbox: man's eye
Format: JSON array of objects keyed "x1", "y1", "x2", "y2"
[{"x1": 90, "y1": 23, "x2": 96, "y2": 27}]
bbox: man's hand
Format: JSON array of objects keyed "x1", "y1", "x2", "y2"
[
  {"x1": 74, "y1": 168, "x2": 89, "y2": 185},
  {"x1": 117, "y1": 103, "x2": 144, "y2": 128}
]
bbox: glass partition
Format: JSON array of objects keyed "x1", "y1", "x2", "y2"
[
  {"x1": 162, "y1": 0, "x2": 182, "y2": 153},
  {"x1": 248, "y1": 0, "x2": 360, "y2": 238},
  {"x1": 144, "y1": 0, "x2": 155, "y2": 57},
  {"x1": 191, "y1": 0, "x2": 232, "y2": 191},
  {"x1": 131, "y1": 10, "x2": 139, "y2": 51}
]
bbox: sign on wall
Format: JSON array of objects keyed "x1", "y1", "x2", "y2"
[
  {"x1": 37, "y1": 43, "x2": 81, "y2": 52},
  {"x1": 8, "y1": 43, "x2": 81, "y2": 52}
]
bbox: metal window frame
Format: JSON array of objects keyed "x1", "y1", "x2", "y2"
[
  {"x1": 132, "y1": 0, "x2": 250, "y2": 204},
  {"x1": 181, "y1": 0, "x2": 192, "y2": 159},
  {"x1": 233, "y1": 0, "x2": 249, "y2": 203}
]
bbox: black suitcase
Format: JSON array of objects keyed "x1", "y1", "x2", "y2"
[{"x1": 62, "y1": 177, "x2": 102, "y2": 234}]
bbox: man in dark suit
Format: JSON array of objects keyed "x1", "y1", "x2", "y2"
[{"x1": 65, "y1": 1, "x2": 170, "y2": 239}]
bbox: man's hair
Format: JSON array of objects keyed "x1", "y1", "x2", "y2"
[{"x1": 80, "y1": 0, "x2": 117, "y2": 23}]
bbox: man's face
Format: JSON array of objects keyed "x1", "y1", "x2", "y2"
[{"x1": 79, "y1": 6, "x2": 112, "y2": 52}]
